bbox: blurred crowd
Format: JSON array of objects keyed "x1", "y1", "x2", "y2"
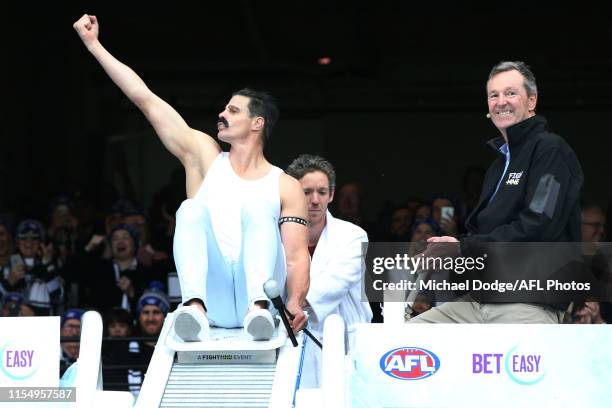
[{"x1": 1, "y1": 170, "x2": 610, "y2": 394}]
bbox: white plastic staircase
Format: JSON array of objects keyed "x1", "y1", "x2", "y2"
[{"x1": 134, "y1": 312, "x2": 304, "y2": 408}]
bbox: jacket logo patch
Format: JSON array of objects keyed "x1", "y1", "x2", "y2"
[{"x1": 506, "y1": 171, "x2": 523, "y2": 186}]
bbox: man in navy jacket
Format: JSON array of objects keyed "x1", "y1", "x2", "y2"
[{"x1": 411, "y1": 61, "x2": 583, "y2": 324}]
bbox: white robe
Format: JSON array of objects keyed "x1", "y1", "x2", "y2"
[{"x1": 300, "y1": 211, "x2": 373, "y2": 388}]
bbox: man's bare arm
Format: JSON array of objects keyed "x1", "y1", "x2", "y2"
[
  {"x1": 279, "y1": 174, "x2": 310, "y2": 332},
  {"x1": 73, "y1": 14, "x2": 220, "y2": 168}
]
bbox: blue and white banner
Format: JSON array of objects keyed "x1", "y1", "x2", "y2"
[{"x1": 350, "y1": 324, "x2": 612, "y2": 407}]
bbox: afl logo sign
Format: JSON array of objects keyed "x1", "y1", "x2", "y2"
[{"x1": 380, "y1": 347, "x2": 440, "y2": 380}]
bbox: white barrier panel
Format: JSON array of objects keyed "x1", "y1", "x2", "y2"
[
  {"x1": 350, "y1": 324, "x2": 612, "y2": 407},
  {"x1": 0, "y1": 316, "x2": 60, "y2": 388}
]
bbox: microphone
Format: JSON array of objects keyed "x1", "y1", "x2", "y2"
[
  {"x1": 264, "y1": 279, "x2": 322, "y2": 349},
  {"x1": 264, "y1": 279, "x2": 298, "y2": 347},
  {"x1": 486, "y1": 113, "x2": 491, "y2": 118}
]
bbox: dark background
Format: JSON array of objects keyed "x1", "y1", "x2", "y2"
[{"x1": 2, "y1": 2, "x2": 611, "y2": 220}]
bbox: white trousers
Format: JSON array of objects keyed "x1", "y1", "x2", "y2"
[{"x1": 173, "y1": 199, "x2": 285, "y2": 328}]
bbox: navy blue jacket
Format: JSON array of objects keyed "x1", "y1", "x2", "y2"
[{"x1": 463, "y1": 115, "x2": 583, "y2": 245}]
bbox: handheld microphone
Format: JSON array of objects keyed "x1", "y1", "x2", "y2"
[
  {"x1": 264, "y1": 279, "x2": 322, "y2": 349},
  {"x1": 264, "y1": 279, "x2": 298, "y2": 347}
]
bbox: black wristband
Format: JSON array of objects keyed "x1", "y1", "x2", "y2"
[{"x1": 278, "y1": 216, "x2": 308, "y2": 226}]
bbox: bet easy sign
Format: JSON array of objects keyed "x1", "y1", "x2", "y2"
[
  {"x1": 0, "y1": 317, "x2": 59, "y2": 387},
  {"x1": 3, "y1": 349, "x2": 36, "y2": 372},
  {"x1": 472, "y1": 345, "x2": 544, "y2": 385}
]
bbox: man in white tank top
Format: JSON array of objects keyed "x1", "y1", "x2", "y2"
[{"x1": 74, "y1": 14, "x2": 310, "y2": 340}]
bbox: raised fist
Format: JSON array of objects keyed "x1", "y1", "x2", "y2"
[{"x1": 73, "y1": 14, "x2": 99, "y2": 46}]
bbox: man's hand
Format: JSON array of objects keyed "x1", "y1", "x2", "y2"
[
  {"x1": 424, "y1": 236, "x2": 460, "y2": 258},
  {"x1": 85, "y1": 234, "x2": 106, "y2": 252},
  {"x1": 73, "y1": 14, "x2": 99, "y2": 48},
  {"x1": 427, "y1": 236, "x2": 459, "y2": 243},
  {"x1": 411, "y1": 236, "x2": 461, "y2": 275},
  {"x1": 8, "y1": 263, "x2": 26, "y2": 286},
  {"x1": 117, "y1": 276, "x2": 134, "y2": 298},
  {"x1": 286, "y1": 300, "x2": 307, "y2": 332},
  {"x1": 581, "y1": 301, "x2": 605, "y2": 324}
]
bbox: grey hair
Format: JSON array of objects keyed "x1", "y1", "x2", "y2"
[
  {"x1": 286, "y1": 154, "x2": 336, "y2": 190},
  {"x1": 488, "y1": 61, "x2": 538, "y2": 96}
]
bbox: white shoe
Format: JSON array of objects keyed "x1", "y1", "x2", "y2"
[
  {"x1": 173, "y1": 305, "x2": 209, "y2": 342},
  {"x1": 244, "y1": 308, "x2": 275, "y2": 341}
]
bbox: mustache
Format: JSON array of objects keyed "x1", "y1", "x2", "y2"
[{"x1": 217, "y1": 117, "x2": 229, "y2": 128}]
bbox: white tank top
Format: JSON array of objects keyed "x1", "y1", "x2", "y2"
[{"x1": 194, "y1": 152, "x2": 283, "y2": 261}]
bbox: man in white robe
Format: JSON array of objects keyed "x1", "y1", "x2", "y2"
[{"x1": 287, "y1": 155, "x2": 373, "y2": 388}]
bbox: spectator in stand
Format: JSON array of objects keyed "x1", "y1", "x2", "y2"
[
  {"x1": 103, "y1": 288, "x2": 169, "y2": 396},
  {"x1": 105, "y1": 306, "x2": 135, "y2": 338},
  {"x1": 91, "y1": 200, "x2": 130, "y2": 261},
  {"x1": 136, "y1": 288, "x2": 168, "y2": 341},
  {"x1": 60, "y1": 308, "x2": 84, "y2": 376},
  {"x1": 411, "y1": 217, "x2": 442, "y2": 244},
  {"x1": 415, "y1": 203, "x2": 432, "y2": 220},
  {"x1": 335, "y1": 182, "x2": 374, "y2": 236},
  {"x1": 47, "y1": 196, "x2": 79, "y2": 245},
  {"x1": 570, "y1": 300, "x2": 606, "y2": 324},
  {"x1": 0, "y1": 220, "x2": 64, "y2": 315},
  {"x1": 579, "y1": 204, "x2": 610, "y2": 323},
  {"x1": 124, "y1": 208, "x2": 169, "y2": 268},
  {"x1": 384, "y1": 204, "x2": 414, "y2": 242},
  {"x1": 431, "y1": 196, "x2": 459, "y2": 237},
  {"x1": 79, "y1": 223, "x2": 161, "y2": 314},
  {"x1": 581, "y1": 204, "x2": 606, "y2": 250},
  {"x1": 47, "y1": 196, "x2": 80, "y2": 271},
  {"x1": 1, "y1": 292, "x2": 36, "y2": 316},
  {"x1": 102, "y1": 307, "x2": 136, "y2": 391}
]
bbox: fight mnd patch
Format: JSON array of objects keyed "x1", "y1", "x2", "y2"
[{"x1": 529, "y1": 173, "x2": 560, "y2": 219}]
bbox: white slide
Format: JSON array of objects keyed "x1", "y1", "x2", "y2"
[{"x1": 134, "y1": 312, "x2": 305, "y2": 408}]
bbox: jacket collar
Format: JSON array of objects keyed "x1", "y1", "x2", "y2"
[{"x1": 486, "y1": 115, "x2": 549, "y2": 155}]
